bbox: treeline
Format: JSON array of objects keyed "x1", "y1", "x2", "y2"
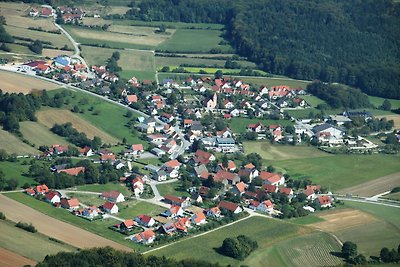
[
  {"x1": 307, "y1": 82, "x2": 371, "y2": 109},
  {"x1": 51, "y1": 123, "x2": 102, "y2": 149},
  {"x1": 0, "y1": 16, "x2": 13, "y2": 44},
  {"x1": 126, "y1": 0, "x2": 233, "y2": 24},
  {"x1": 0, "y1": 90, "x2": 69, "y2": 133},
  {"x1": 37, "y1": 247, "x2": 221, "y2": 267},
  {"x1": 127, "y1": 0, "x2": 400, "y2": 99}
]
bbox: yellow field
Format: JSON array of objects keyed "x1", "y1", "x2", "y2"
[
  {"x1": 0, "y1": 129, "x2": 39, "y2": 155},
  {"x1": 0, "y1": 71, "x2": 60, "y2": 94},
  {"x1": 20, "y1": 121, "x2": 71, "y2": 147},
  {"x1": 42, "y1": 48, "x2": 73, "y2": 58},
  {"x1": 36, "y1": 109, "x2": 119, "y2": 144},
  {"x1": 376, "y1": 115, "x2": 400, "y2": 129}
]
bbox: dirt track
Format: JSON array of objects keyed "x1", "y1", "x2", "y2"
[
  {"x1": 337, "y1": 172, "x2": 400, "y2": 197},
  {"x1": 0, "y1": 195, "x2": 131, "y2": 252},
  {"x1": 0, "y1": 248, "x2": 37, "y2": 267}
]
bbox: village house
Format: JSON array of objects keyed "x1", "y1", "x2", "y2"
[
  {"x1": 161, "y1": 205, "x2": 184, "y2": 218},
  {"x1": 57, "y1": 166, "x2": 85, "y2": 176},
  {"x1": 247, "y1": 122, "x2": 266, "y2": 133},
  {"x1": 218, "y1": 201, "x2": 243, "y2": 214},
  {"x1": 206, "y1": 207, "x2": 222, "y2": 218},
  {"x1": 126, "y1": 94, "x2": 138, "y2": 105},
  {"x1": 231, "y1": 182, "x2": 246, "y2": 196},
  {"x1": 135, "y1": 214, "x2": 156, "y2": 228},
  {"x1": 132, "y1": 177, "x2": 145, "y2": 195},
  {"x1": 120, "y1": 219, "x2": 136, "y2": 232},
  {"x1": 191, "y1": 211, "x2": 207, "y2": 225},
  {"x1": 312, "y1": 123, "x2": 345, "y2": 144},
  {"x1": 61, "y1": 198, "x2": 80, "y2": 210},
  {"x1": 100, "y1": 191, "x2": 125, "y2": 203},
  {"x1": 131, "y1": 144, "x2": 144, "y2": 156},
  {"x1": 80, "y1": 206, "x2": 100, "y2": 219},
  {"x1": 131, "y1": 229, "x2": 156, "y2": 244},
  {"x1": 101, "y1": 201, "x2": 119, "y2": 214},
  {"x1": 193, "y1": 149, "x2": 216, "y2": 165},
  {"x1": 318, "y1": 195, "x2": 333, "y2": 208},
  {"x1": 204, "y1": 93, "x2": 218, "y2": 110},
  {"x1": 256, "y1": 200, "x2": 274, "y2": 213},
  {"x1": 259, "y1": 171, "x2": 285, "y2": 186},
  {"x1": 163, "y1": 194, "x2": 191, "y2": 208},
  {"x1": 45, "y1": 191, "x2": 61, "y2": 204},
  {"x1": 34, "y1": 184, "x2": 49, "y2": 195},
  {"x1": 214, "y1": 170, "x2": 240, "y2": 186},
  {"x1": 79, "y1": 146, "x2": 94, "y2": 157}
]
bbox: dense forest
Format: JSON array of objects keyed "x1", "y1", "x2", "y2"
[
  {"x1": 307, "y1": 82, "x2": 371, "y2": 109},
  {"x1": 127, "y1": 0, "x2": 400, "y2": 99},
  {"x1": 37, "y1": 247, "x2": 221, "y2": 267}
]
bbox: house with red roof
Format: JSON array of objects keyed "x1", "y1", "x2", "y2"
[
  {"x1": 100, "y1": 191, "x2": 125, "y2": 203},
  {"x1": 78, "y1": 146, "x2": 93, "y2": 157},
  {"x1": 164, "y1": 159, "x2": 181, "y2": 170},
  {"x1": 132, "y1": 177, "x2": 144, "y2": 195},
  {"x1": 259, "y1": 171, "x2": 285, "y2": 186},
  {"x1": 304, "y1": 187, "x2": 317, "y2": 200},
  {"x1": 206, "y1": 207, "x2": 222, "y2": 218},
  {"x1": 280, "y1": 187, "x2": 294, "y2": 197},
  {"x1": 174, "y1": 217, "x2": 191, "y2": 232},
  {"x1": 193, "y1": 149, "x2": 216, "y2": 165},
  {"x1": 57, "y1": 167, "x2": 85, "y2": 176},
  {"x1": 161, "y1": 205, "x2": 184, "y2": 218},
  {"x1": 81, "y1": 206, "x2": 100, "y2": 219},
  {"x1": 131, "y1": 144, "x2": 144, "y2": 155},
  {"x1": 218, "y1": 201, "x2": 242, "y2": 214},
  {"x1": 214, "y1": 170, "x2": 240, "y2": 186},
  {"x1": 247, "y1": 122, "x2": 266, "y2": 133},
  {"x1": 256, "y1": 200, "x2": 274, "y2": 213},
  {"x1": 183, "y1": 119, "x2": 193, "y2": 128},
  {"x1": 191, "y1": 211, "x2": 206, "y2": 225},
  {"x1": 101, "y1": 201, "x2": 119, "y2": 214},
  {"x1": 45, "y1": 191, "x2": 61, "y2": 204},
  {"x1": 40, "y1": 7, "x2": 55, "y2": 17},
  {"x1": 101, "y1": 154, "x2": 116, "y2": 163},
  {"x1": 263, "y1": 184, "x2": 278, "y2": 193},
  {"x1": 34, "y1": 184, "x2": 49, "y2": 195},
  {"x1": 317, "y1": 195, "x2": 333, "y2": 208},
  {"x1": 25, "y1": 188, "x2": 36, "y2": 196},
  {"x1": 131, "y1": 229, "x2": 156, "y2": 244},
  {"x1": 231, "y1": 182, "x2": 246, "y2": 196},
  {"x1": 163, "y1": 194, "x2": 191, "y2": 208},
  {"x1": 125, "y1": 94, "x2": 138, "y2": 105},
  {"x1": 61, "y1": 198, "x2": 80, "y2": 210},
  {"x1": 119, "y1": 219, "x2": 136, "y2": 232},
  {"x1": 135, "y1": 214, "x2": 155, "y2": 228}
]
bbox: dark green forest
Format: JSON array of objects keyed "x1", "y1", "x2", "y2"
[
  {"x1": 126, "y1": 0, "x2": 400, "y2": 99},
  {"x1": 36, "y1": 247, "x2": 221, "y2": 267}
]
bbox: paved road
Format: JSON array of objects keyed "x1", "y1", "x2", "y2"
[{"x1": 335, "y1": 196, "x2": 400, "y2": 208}]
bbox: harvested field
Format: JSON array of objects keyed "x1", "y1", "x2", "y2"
[
  {"x1": 311, "y1": 209, "x2": 378, "y2": 232},
  {"x1": 20, "y1": 121, "x2": 71, "y2": 147},
  {"x1": 0, "y1": 71, "x2": 60, "y2": 94},
  {"x1": 338, "y1": 172, "x2": 400, "y2": 197},
  {"x1": 42, "y1": 49, "x2": 73, "y2": 58},
  {"x1": 0, "y1": 248, "x2": 36, "y2": 267},
  {"x1": 36, "y1": 109, "x2": 119, "y2": 144},
  {"x1": 0, "y1": 129, "x2": 39, "y2": 155},
  {"x1": 376, "y1": 115, "x2": 400, "y2": 129},
  {"x1": 0, "y1": 194, "x2": 131, "y2": 251}
]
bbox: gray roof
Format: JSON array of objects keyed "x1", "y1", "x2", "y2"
[
  {"x1": 312, "y1": 123, "x2": 342, "y2": 133},
  {"x1": 216, "y1": 137, "x2": 235, "y2": 144}
]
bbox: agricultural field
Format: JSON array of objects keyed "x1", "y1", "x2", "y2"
[
  {"x1": 157, "y1": 29, "x2": 232, "y2": 53},
  {"x1": 74, "y1": 183, "x2": 131, "y2": 196},
  {"x1": 20, "y1": 121, "x2": 71, "y2": 148},
  {"x1": 156, "y1": 56, "x2": 256, "y2": 69},
  {"x1": 0, "y1": 129, "x2": 39, "y2": 155},
  {"x1": 243, "y1": 142, "x2": 331, "y2": 161},
  {"x1": 376, "y1": 115, "x2": 400, "y2": 129},
  {"x1": 240, "y1": 77, "x2": 310, "y2": 89},
  {"x1": 0, "y1": 219, "x2": 75, "y2": 263},
  {"x1": 2, "y1": 193, "x2": 137, "y2": 251},
  {"x1": 36, "y1": 108, "x2": 119, "y2": 145},
  {"x1": 263, "y1": 154, "x2": 400, "y2": 191},
  {"x1": 112, "y1": 19, "x2": 224, "y2": 30},
  {"x1": 337, "y1": 172, "x2": 400, "y2": 197},
  {"x1": 156, "y1": 181, "x2": 190, "y2": 198},
  {"x1": 0, "y1": 160, "x2": 36, "y2": 188},
  {"x1": 0, "y1": 71, "x2": 60, "y2": 94},
  {"x1": 384, "y1": 191, "x2": 400, "y2": 201},
  {"x1": 80, "y1": 45, "x2": 156, "y2": 81},
  {"x1": 149, "y1": 216, "x2": 339, "y2": 266},
  {"x1": 42, "y1": 48, "x2": 73, "y2": 58},
  {"x1": 228, "y1": 117, "x2": 293, "y2": 133},
  {"x1": 117, "y1": 200, "x2": 166, "y2": 220},
  {"x1": 0, "y1": 247, "x2": 37, "y2": 267}
]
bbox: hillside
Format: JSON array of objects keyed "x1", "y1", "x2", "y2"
[{"x1": 127, "y1": 0, "x2": 400, "y2": 99}]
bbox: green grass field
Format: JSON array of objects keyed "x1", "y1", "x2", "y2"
[
  {"x1": 112, "y1": 19, "x2": 224, "y2": 30},
  {"x1": 240, "y1": 77, "x2": 310, "y2": 88},
  {"x1": 243, "y1": 142, "x2": 331, "y2": 161},
  {"x1": 0, "y1": 129, "x2": 39, "y2": 155},
  {"x1": 46, "y1": 89, "x2": 145, "y2": 146},
  {"x1": 368, "y1": 96, "x2": 400, "y2": 110},
  {"x1": 150, "y1": 216, "x2": 314, "y2": 266},
  {"x1": 384, "y1": 192, "x2": 400, "y2": 201},
  {"x1": 5, "y1": 193, "x2": 142, "y2": 250},
  {"x1": 0, "y1": 219, "x2": 75, "y2": 262},
  {"x1": 117, "y1": 200, "x2": 165, "y2": 220},
  {"x1": 228, "y1": 117, "x2": 293, "y2": 133},
  {"x1": 265, "y1": 154, "x2": 400, "y2": 191},
  {"x1": 288, "y1": 215, "x2": 325, "y2": 225},
  {"x1": 75, "y1": 183, "x2": 131, "y2": 196},
  {"x1": 156, "y1": 181, "x2": 190, "y2": 198},
  {"x1": 301, "y1": 95, "x2": 326, "y2": 108},
  {"x1": 0, "y1": 160, "x2": 36, "y2": 188},
  {"x1": 67, "y1": 193, "x2": 106, "y2": 207},
  {"x1": 157, "y1": 29, "x2": 232, "y2": 53},
  {"x1": 155, "y1": 56, "x2": 256, "y2": 69},
  {"x1": 20, "y1": 121, "x2": 71, "y2": 148}
]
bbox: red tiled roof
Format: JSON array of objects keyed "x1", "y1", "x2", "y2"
[
  {"x1": 137, "y1": 214, "x2": 153, "y2": 224},
  {"x1": 45, "y1": 191, "x2": 60, "y2": 200},
  {"x1": 235, "y1": 182, "x2": 246, "y2": 193},
  {"x1": 101, "y1": 154, "x2": 116, "y2": 161},
  {"x1": 244, "y1": 163, "x2": 255, "y2": 169},
  {"x1": 263, "y1": 184, "x2": 277, "y2": 193},
  {"x1": 34, "y1": 184, "x2": 49, "y2": 193},
  {"x1": 121, "y1": 219, "x2": 135, "y2": 228},
  {"x1": 194, "y1": 149, "x2": 213, "y2": 165},
  {"x1": 57, "y1": 167, "x2": 85, "y2": 176},
  {"x1": 102, "y1": 201, "x2": 117, "y2": 210},
  {"x1": 101, "y1": 190, "x2": 122, "y2": 199},
  {"x1": 127, "y1": 95, "x2": 138, "y2": 103},
  {"x1": 193, "y1": 211, "x2": 206, "y2": 224},
  {"x1": 132, "y1": 144, "x2": 144, "y2": 151},
  {"x1": 164, "y1": 194, "x2": 184, "y2": 204},
  {"x1": 280, "y1": 187, "x2": 293, "y2": 195},
  {"x1": 259, "y1": 171, "x2": 282, "y2": 183},
  {"x1": 165, "y1": 159, "x2": 181, "y2": 168},
  {"x1": 214, "y1": 170, "x2": 236, "y2": 182},
  {"x1": 318, "y1": 195, "x2": 332, "y2": 205},
  {"x1": 218, "y1": 201, "x2": 239, "y2": 212}
]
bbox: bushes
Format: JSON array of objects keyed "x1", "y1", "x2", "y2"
[
  {"x1": 218, "y1": 235, "x2": 258, "y2": 260},
  {"x1": 15, "y1": 221, "x2": 37, "y2": 233},
  {"x1": 0, "y1": 211, "x2": 5, "y2": 220}
]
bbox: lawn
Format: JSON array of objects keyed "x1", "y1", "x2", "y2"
[
  {"x1": 0, "y1": 219, "x2": 75, "y2": 262},
  {"x1": 20, "y1": 121, "x2": 71, "y2": 148},
  {"x1": 156, "y1": 181, "x2": 190, "y2": 198},
  {"x1": 265, "y1": 154, "x2": 400, "y2": 191},
  {"x1": 0, "y1": 160, "x2": 36, "y2": 188},
  {"x1": 160, "y1": 66, "x2": 267, "y2": 76},
  {"x1": 75, "y1": 183, "x2": 131, "y2": 196},
  {"x1": 155, "y1": 56, "x2": 256, "y2": 69},
  {"x1": 117, "y1": 200, "x2": 165, "y2": 220},
  {"x1": 240, "y1": 77, "x2": 310, "y2": 89},
  {"x1": 228, "y1": 117, "x2": 293, "y2": 133},
  {"x1": 66, "y1": 193, "x2": 106, "y2": 207},
  {"x1": 301, "y1": 95, "x2": 327, "y2": 108},
  {"x1": 5, "y1": 192, "x2": 142, "y2": 250},
  {"x1": 368, "y1": 96, "x2": 400, "y2": 110},
  {"x1": 0, "y1": 129, "x2": 39, "y2": 155},
  {"x1": 150, "y1": 216, "x2": 311, "y2": 266},
  {"x1": 243, "y1": 141, "x2": 331, "y2": 161},
  {"x1": 157, "y1": 28, "x2": 232, "y2": 53},
  {"x1": 287, "y1": 215, "x2": 325, "y2": 225},
  {"x1": 46, "y1": 89, "x2": 146, "y2": 146}
]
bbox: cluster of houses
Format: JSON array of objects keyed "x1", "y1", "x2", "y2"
[{"x1": 29, "y1": 5, "x2": 84, "y2": 23}]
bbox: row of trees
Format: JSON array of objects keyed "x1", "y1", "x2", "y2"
[
  {"x1": 50, "y1": 123, "x2": 102, "y2": 149},
  {"x1": 342, "y1": 241, "x2": 400, "y2": 264}
]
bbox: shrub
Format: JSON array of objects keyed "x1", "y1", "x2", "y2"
[{"x1": 15, "y1": 221, "x2": 37, "y2": 233}]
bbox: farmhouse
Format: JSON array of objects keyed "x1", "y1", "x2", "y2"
[
  {"x1": 100, "y1": 191, "x2": 125, "y2": 203},
  {"x1": 193, "y1": 149, "x2": 216, "y2": 165},
  {"x1": 312, "y1": 123, "x2": 344, "y2": 144},
  {"x1": 214, "y1": 170, "x2": 240, "y2": 185},
  {"x1": 318, "y1": 195, "x2": 333, "y2": 208},
  {"x1": 247, "y1": 122, "x2": 266, "y2": 133},
  {"x1": 34, "y1": 184, "x2": 49, "y2": 195},
  {"x1": 132, "y1": 177, "x2": 144, "y2": 195},
  {"x1": 120, "y1": 219, "x2": 136, "y2": 232},
  {"x1": 191, "y1": 211, "x2": 206, "y2": 225}
]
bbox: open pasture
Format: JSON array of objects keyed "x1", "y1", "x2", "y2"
[
  {"x1": 0, "y1": 248, "x2": 37, "y2": 267},
  {"x1": 20, "y1": 121, "x2": 71, "y2": 148},
  {"x1": 243, "y1": 141, "x2": 331, "y2": 161},
  {"x1": 240, "y1": 76, "x2": 310, "y2": 88},
  {"x1": 0, "y1": 129, "x2": 39, "y2": 155},
  {"x1": 0, "y1": 71, "x2": 60, "y2": 94},
  {"x1": 117, "y1": 201, "x2": 166, "y2": 220},
  {"x1": 0, "y1": 160, "x2": 35, "y2": 188},
  {"x1": 36, "y1": 108, "x2": 119, "y2": 145},
  {"x1": 155, "y1": 56, "x2": 256, "y2": 69}
]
